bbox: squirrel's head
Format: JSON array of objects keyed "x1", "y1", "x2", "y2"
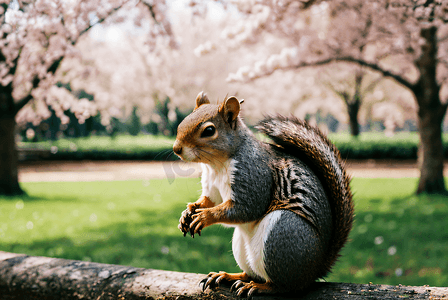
[{"x1": 173, "y1": 91, "x2": 243, "y2": 164}]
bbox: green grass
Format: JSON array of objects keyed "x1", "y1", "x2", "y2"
[
  {"x1": 0, "y1": 179, "x2": 236, "y2": 274},
  {"x1": 328, "y1": 178, "x2": 448, "y2": 287},
  {"x1": 1, "y1": 178, "x2": 448, "y2": 287}
]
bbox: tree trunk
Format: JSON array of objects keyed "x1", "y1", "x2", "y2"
[
  {"x1": 417, "y1": 107, "x2": 446, "y2": 194},
  {"x1": 0, "y1": 115, "x2": 24, "y2": 196},
  {"x1": 347, "y1": 98, "x2": 361, "y2": 137},
  {"x1": 0, "y1": 83, "x2": 25, "y2": 196},
  {"x1": 413, "y1": 26, "x2": 446, "y2": 194}
]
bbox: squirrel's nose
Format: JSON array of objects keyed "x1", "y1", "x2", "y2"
[{"x1": 173, "y1": 141, "x2": 182, "y2": 156}]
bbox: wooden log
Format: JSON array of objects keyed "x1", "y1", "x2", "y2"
[{"x1": 0, "y1": 251, "x2": 447, "y2": 299}]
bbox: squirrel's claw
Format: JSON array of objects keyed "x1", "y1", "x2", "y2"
[
  {"x1": 200, "y1": 271, "x2": 235, "y2": 292},
  {"x1": 236, "y1": 286, "x2": 247, "y2": 298},
  {"x1": 179, "y1": 204, "x2": 207, "y2": 238},
  {"x1": 190, "y1": 225, "x2": 195, "y2": 238},
  {"x1": 199, "y1": 277, "x2": 206, "y2": 291},
  {"x1": 200, "y1": 272, "x2": 264, "y2": 299},
  {"x1": 179, "y1": 207, "x2": 195, "y2": 237},
  {"x1": 200, "y1": 273, "x2": 222, "y2": 291},
  {"x1": 235, "y1": 282, "x2": 257, "y2": 299},
  {"x1": 178, "y1": 223, "x2": 187, "y2": 237},
  {"x1": 178, "y1": 221, "x2": 189, "y2": 237},
  {"x1": 190, "y1": 212, "x2": 206, "y2": 235},
  {"x1": 230, "y1": 280, "x2": 244, "y2": 292},
  {"x1": 200, "y1": 276, "x2": 216, "y2": 291},
  {"x1": 247, "y1": 287, "x2": 258, "y2": 299},
  {"x1": 234, "y1": 281, "x2": 276, "y2": 298}
]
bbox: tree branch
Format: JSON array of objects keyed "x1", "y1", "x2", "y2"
[
  {"x1": 76, "y1": 1, "x2": 128, "y2": 43},
  {"x1": 299, "y1": 0, "x2": 323, "y2": 10},
  {"x1": 13, "y1": 74, "x2": 40, "y2": 114},
  {"x1": 290, "y1": 57, "x2": 416, "y2": 91},
  {"x1": 140, "y1": 0, "x2": 176, "y2": 47},
  {"x1": 321, "y1": 80, "x2": 350, "y2": 104},
  {"x1": 13, "y1": 94, "x2": 32, "y2": 114},
  {"x1": 141, "y1": 0, "x2": 158, "y2": 24},
  {"x1": 361, "y1": 74, "x2": 383, "y2": 94},
  {"x1": 0, "y1": 3, "x2": 8, "y2": 26}
]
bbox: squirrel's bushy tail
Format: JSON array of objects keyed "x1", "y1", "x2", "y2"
[{"x1": 256, "y1": 114, "x2": 354, "y2": 276}]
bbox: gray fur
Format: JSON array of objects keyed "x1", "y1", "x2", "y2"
[
  {"x1": 225, "y1": 118, "x2": 333, "y2": 289},
  {"x1": 227, "y1": 118, "x2": 335, "y2": 290},
  {"x1": 263, "y1": 210, "x2": 326, "y2": 289},
  {"x1": 224, "y1": 119, "x2": 274, "y2": 222}
]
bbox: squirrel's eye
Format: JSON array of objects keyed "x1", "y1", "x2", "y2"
[{"x1": 201, "y1": 125, "x2": 216, "y2": 138}]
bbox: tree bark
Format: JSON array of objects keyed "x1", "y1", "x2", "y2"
[
  {"x1": 347, "y1": 70, "x2": 363, "y2": 137},
  {"x1": 413, "y1": 26, "x2": 447, "y2": 194},
  {"x1": 0, "y1": 115, "x2": 23, "y2": 196},
  {"x1": 416, "y1": 104, "x2": 446, "y2": 194},
  {"x1": 347, "y1": 97, "x2": 361, "y2": 137},
  {"x1": 0, "y1": 252, "x2": 447, "y2": 300}
]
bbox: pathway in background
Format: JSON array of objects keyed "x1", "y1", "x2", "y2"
[
  {"x1": 19, "y1": 161, "x2": 201, "y2": 182},
  {"x1": 18, "y1": 160, "x2": 448, "y2": 182},
  {"x1": 347, "y1": 159, "x2": 422, "y2": 178}
]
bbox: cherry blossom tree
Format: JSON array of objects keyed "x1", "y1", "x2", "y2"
[
  {"x1": 0, "y1": 0, "x2": 173, "y2": 196},
  {"x1": 55, "y1": 7, "x2": 238, "y2": 135},
  {"x1": 205, "y1": 0, "x2": 448, "y2": 194}
]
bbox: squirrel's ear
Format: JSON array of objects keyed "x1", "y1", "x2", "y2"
[
  {"x1": 194, "y1": 91, "x2": 210, "y2": 111},
  {"x1": 219, "y1": 96, "x2": 241, "y2": 129}
]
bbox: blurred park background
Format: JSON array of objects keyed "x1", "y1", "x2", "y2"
[{"x1": 1, "y1": 0, "x2": 448, "y2": 289}]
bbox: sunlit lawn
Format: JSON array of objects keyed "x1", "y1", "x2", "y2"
[{"x1": 0, "y1": 177, "x2": 447, "y2": 287}]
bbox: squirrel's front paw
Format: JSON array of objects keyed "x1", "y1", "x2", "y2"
[
  {"x1": 179, "y1": 203, "x2": 199, "y2": 237},
  {"x1": 190, "y1": 208, "x2": 213, "y2": 237},
  {"x1": 178, "y1": 211, "x2": 190, "y2": 237}
]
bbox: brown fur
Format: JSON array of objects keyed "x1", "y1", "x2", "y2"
[
  {"x1": 187, "y1": 196, "x2": 215, "y2": 211},
  {"x1": 190, "y1": 200, "x2": 248, "y2": 235}
]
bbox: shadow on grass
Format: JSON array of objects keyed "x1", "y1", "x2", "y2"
[
  {"x1": 3, "y1": 202, "x2": 238, "y2": 275},
  {"x1": 1, "y1": 194, "x2": 80, "y2": 203}
]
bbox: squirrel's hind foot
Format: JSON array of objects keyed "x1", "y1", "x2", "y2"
[
  {"x1": 200, "y1": 271, "x2": 250, "y2": 291},
  {"x1": 231, "y1": 280, "x2": 276, "y2": 299},
  {"x1": 200, "y1": 272, "x2": 276, "y2": 298}
]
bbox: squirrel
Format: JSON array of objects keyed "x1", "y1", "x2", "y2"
[{"x1": 173, "y1": 92, "x2": 354, "y2": 298}]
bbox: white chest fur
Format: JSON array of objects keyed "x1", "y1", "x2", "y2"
[
  {"x1": 200, "y1": 159, "x2": 236, "y2": 206},
  {"x1": 232, "y1": 210, "x2": 283, "y2": 282}
]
